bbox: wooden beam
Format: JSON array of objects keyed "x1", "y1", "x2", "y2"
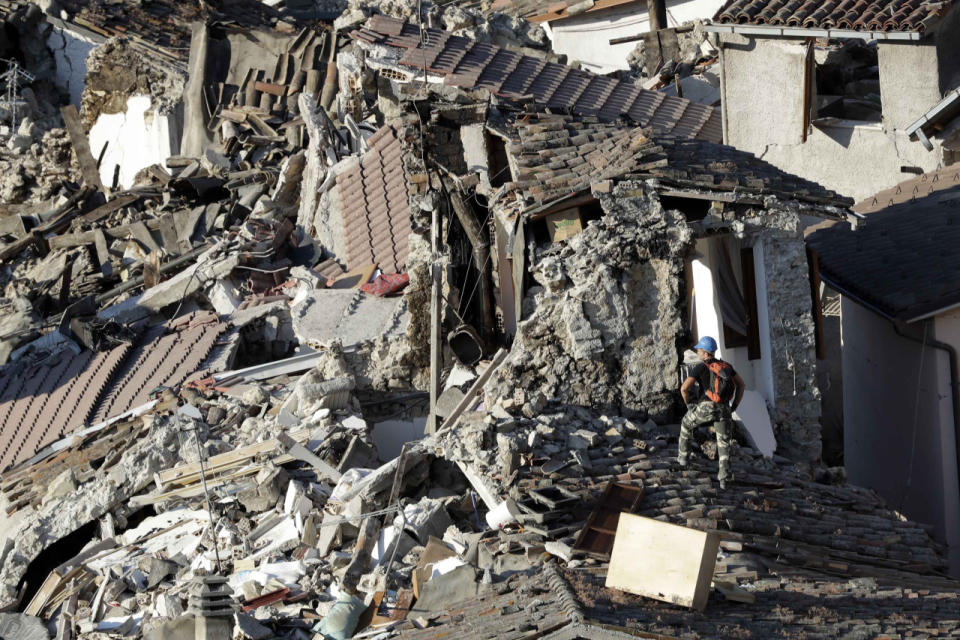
[
  {"x1": 60, "y1": 105, "x2": 104, "y2": 192},
  {"x1": 437, "y1": 348, "x2": 509, "y2": 434}
]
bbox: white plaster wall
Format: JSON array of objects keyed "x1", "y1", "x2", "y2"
[
  {"x1": 690, "y1": 237, "x2": 776, "y2": 407},
  {"x1": 877, "y1": 41, "x2": 942, "y2": 131},
  {"x1": 933, "y1": 310, "x2": 960, "y2": 576},
  {"x1": 47, "y1": 25, "x2": 97, "y2": 107},
  {"x1": 89, "y1": 95, "x2": 179, "y2": 189},
  {"x1": 841, "y1": 297, "x2": 953, "y2": 572},
  {"x1": 547, "y1": 0, "x2": 725, "y2": 73}
]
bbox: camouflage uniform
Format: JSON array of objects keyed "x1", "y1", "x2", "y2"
[{"x1": 678, "y1": 400, "x2": 734, "y2": 483}]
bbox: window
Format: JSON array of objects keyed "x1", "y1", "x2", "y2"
[{"x1": 809, "y1": 38, "x2": 882, "y2": 124}]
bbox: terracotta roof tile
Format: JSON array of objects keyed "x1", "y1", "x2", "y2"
[
  {"x1": 352, "y1": 17, "x2": 722, "y2": 143},
  {"x1": 714, "y1": 0, "x2": 956, "y2": 31},
  {"x1": 336, "y1": 125, "x2": 413, "y2": 274}
]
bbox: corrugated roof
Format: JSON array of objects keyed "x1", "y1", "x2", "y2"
[
  {"x1": 335, "y1": 125, "x2": 413, "y2": 274},
  {"x1": 807, "y1": 165, "x2": 960, "y2": 321},
  {"x1": 713, "y1": 0, "x2": 956, "y2": 32},
  {"x1": 497, "y1": 113, "x2": 849, "y2": 214},
  {"x1": 351, "y1": 16, "x2": 723, "y2": 143},
  {"x1": 0, "y1": 311, "x2": 226, "y2": 472}
]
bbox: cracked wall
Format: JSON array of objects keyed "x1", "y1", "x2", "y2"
[
  {"x1": 89, "y1": 95, "x2": 180, "y2": 188},
  {"x1": 47, "y1": 24, "x2": 96, "y2": 107},
  {"x1": 721, "y1": 34, "x2": 945, "y2": 201}
]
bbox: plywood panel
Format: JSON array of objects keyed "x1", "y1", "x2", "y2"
[{"x1": 605, "y1": 513, "x2": 719, "y2": 611}]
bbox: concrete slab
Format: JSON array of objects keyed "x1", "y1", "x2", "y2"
[
  {"x1": 291, "y1": 289, "x2": 409, "y2": 347},
  {"x1": 409, "y1": 564, "x2": 478, "y2": 613}
]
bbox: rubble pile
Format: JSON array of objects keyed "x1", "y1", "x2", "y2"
[{"x1": 0, "y1": 1, "x2": 956, "y2": 639}]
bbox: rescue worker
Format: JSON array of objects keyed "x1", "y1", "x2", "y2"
[{"x1": 677, "y1": 336, "x2": 746, "y2": 489}]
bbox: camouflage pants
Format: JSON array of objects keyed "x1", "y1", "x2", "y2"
[{"x1": 679, "y1": 401, "x2": 734, "y2": 482}]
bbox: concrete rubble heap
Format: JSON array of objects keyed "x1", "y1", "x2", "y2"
[{"x1": 0, "y1": 1, "x2": 954, "y2": 640}]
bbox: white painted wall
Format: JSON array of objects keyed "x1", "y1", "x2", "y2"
[
  {"x1": 691, "y1": 237, "x2": 775, "y2": 407},
  {"x1": 89, "y1": 95, "x2": 180, "y2": 189},
  {"x1": 546, "y1": 0, "x2": 725, "y2": 73},
  {"x1": 47, "y1": 24, "x2": 97, "y2": 107},
  {"x1": 841, "y1": 297, "x2": 959, "y2": 576},
  {"x1": 933, "y1": 310, "x2": 960, "y2": 576}
]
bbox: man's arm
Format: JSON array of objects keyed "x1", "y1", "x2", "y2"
[
  {"x1": 731, "y1": 373, "x2": 746, "y2": 411},
  {"x1": 680, "y1": 376, "x2": 697, "y2": 405}
]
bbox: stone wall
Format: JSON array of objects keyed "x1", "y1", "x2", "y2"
[
  {"x1": 735, "y1": 204, "x2": 823, "y2": 462},
  {"x1": 491, "y1": 182, "x2": 693, "y2": 420}
]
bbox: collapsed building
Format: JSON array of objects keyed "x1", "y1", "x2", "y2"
[{"x1": 0, "y1": 2, "x2": 955, "y2": 639}]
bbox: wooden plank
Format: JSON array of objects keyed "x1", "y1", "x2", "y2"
[
  {"x1": 573, "y1": 481, "x2": 644, "y2": 558},
  {"x1": 60, "y1": 105, "x2": 104, "y2": 192},
  {"x1": 24, "y1": 572, "x2": 62, "y2": 616},
  {"x1": 93, "y1": 229, "x2": 112, "y2": 277},
  {"x1": 436, "y1": 348, "x2": 509, "y2": 434},
  {"x1": 48, "y1": 231, "x2": 95, "y2": 250},
  {"x1": 155, "y1": 428, "x2": 310, "y2": 487},
  {"x1": 81, "y1": 193, "x2": 140, "y2": 223},
  {"x1": 157, "y1": 212, "x2": 178, "y2": 253},
  {"x1": 129, "y1": 221, "x2": 160, "y2": 254},
  {"x1": 605, "y1": 513, "x2": 720, "y2": 611}
]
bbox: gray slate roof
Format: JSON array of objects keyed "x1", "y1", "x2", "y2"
[{"x1": 807, "y1": 166, "x2": 960, "y2": 321}]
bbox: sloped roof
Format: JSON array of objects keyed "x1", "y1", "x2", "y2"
[
  {"x1": 0, "y1": 312, "x2": 225, "y2": 472},
  {"x1": 807, "y1": 165, "x2": 960, "y2": 321},
  {"x1": 335, "y1": 125, "x2": 413, "y2": 274},
  {"x1": 495, "y1": 113, "x2": 850, "y2": 215},
  {"x1": 351, "y1": 16, "x2": 722, "y2": 143},
  {"x1": 488, "y1": 0, "x2": 641, "y2": 22},
  {"x1": 713, "y1": 0, "x2": 956, "y2": 32}
]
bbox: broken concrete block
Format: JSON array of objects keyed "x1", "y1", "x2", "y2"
[
  {"x1": 0, "y1": 613, "x2": 49, "y2": 640},
  {"x1": 544, "y1": 540, "x2": 574, "y2": 563},
  {"x1": 435, "y1": 387, "x2": 465, "y2": 418},
  {"x1": 568, "y1": 429, "x2": 600, "y2": 449},
  {"x1": 43, "y1": 468, "x2": 77, "y2": 503},
  {"x1": 605, "y1": 513, "x2": 720, "y2": 611}
]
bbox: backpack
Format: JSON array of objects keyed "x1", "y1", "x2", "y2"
[{"x1": 705, "y1": 360, "x2": 735, "y2": 404}]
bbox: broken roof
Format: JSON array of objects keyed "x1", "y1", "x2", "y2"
[
  {"x1": 807, "y1": 164, "x2": 960, "y2": 321},
  {"x1": 712, "y1": 0, "x2": 956, "y2": 32},
  {"x1": 0, "y1": 312, "x2": 225, "y2": 473},
  {"x1": 494, "y1": 113, "x2": 851, "y2": 216},
  {"x1": 351, "y1": 16, "x2": 722, "y2": 143}
]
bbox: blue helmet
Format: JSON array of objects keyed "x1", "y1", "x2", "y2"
[{"x1": 693, "y1": 336, "x2": 718, "y2": 353}]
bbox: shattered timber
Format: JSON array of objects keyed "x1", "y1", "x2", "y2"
[{"x1": 0, "y1": 0, "x2": 958, "y2": 637}]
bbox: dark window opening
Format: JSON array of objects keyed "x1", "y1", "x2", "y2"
[
  {"x1": 813, "y1": 39, "x2": 881, "y2": 123},
  {"x1": 660, "y1": 195, "x2": 711, "y2": 221},
  {"x1": 486, "y1": 133, "x2": 511, "y2": 189}
]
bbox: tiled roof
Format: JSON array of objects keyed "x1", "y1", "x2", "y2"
[
  {"x1": 351, "y1": 16, "x2": 722, "y2": 143},
  {"x1": 807, "y1": 166, "x2": 960, "y2": 321},
  {"x1": 854, "y1": 164, "x2": 960, "y2": 214},
  {"x1": 0, "y1": 312, "x2": 225, "y2": 472},
  {"x1": 91, "y1": 312, "x2": 226, "y2": 423},
  {"x1": 335, "y1": 125, "x2": 413, "y2": 274},
  {"x1": 0, "y1": 345, "x2": 129, "y2": 472},
  {"x1": 713, "y1": 0, "x2": 956, "y2": 32},
  {"x1": 497, "y1": 113, "x2": 850, "y2": 214}
]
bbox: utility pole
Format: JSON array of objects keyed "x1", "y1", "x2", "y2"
[
  {"x1": 0, "y1": 59, "x2": 35, "y2": 137},
  {"x1": 649, "y1": 0, "x2": 668, "y2": 32},
  {"x1": 426, "y1": 197, "x2": 442, "y2": 434}
]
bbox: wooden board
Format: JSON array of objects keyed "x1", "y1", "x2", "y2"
[
  {"x1": 573, "y1": 481, "x2": 644, "y2": 558},
  {"x1": 605, "y1": 513, "x2": 719, "y2": 611},
  {"x1": 61, "y1": 105, "x2": 104, "y2": 192},
  {"x1": 331, "y1": 263, "x2": 377, "y2": 289}
]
